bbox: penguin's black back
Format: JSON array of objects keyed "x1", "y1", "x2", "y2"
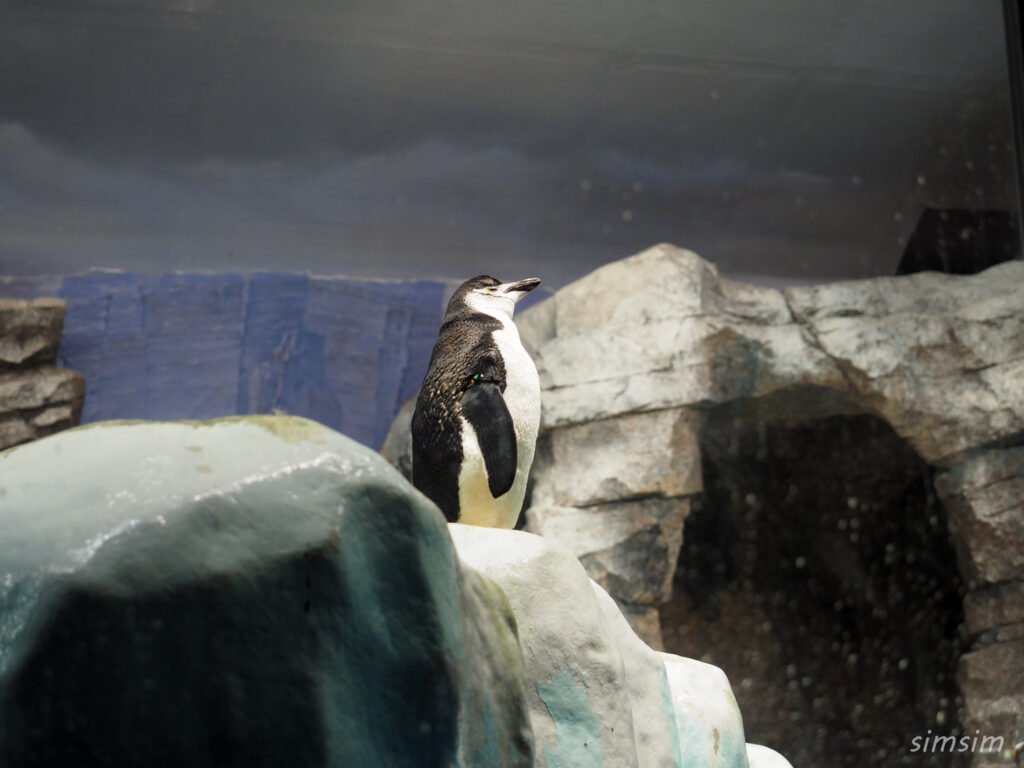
[{"x1": 412, "y1": 281, "x2": 509, "y2": 522}]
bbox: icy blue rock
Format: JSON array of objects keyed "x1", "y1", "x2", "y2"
[
  {"x1": 660, "y1": 654, "x2": 747, "y2": 768},
  {"x1": 451, "y1": 524, "x2": 789, "y2": 768},
  {"x1": 0, "y1": 416, "x2": 532, "y2": 767}
]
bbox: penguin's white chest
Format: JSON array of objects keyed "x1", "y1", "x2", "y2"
[{"x1": 457, "y1": 319, "x2": 540, "y2": 528}]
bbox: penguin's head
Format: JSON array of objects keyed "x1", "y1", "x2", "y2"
[{"x1": 447, "y1": 275, "x2": 541, "y2": 320}]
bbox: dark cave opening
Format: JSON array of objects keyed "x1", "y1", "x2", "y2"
[{"x1": 660, "y1": 409, "x2": 967, "y2": 768}]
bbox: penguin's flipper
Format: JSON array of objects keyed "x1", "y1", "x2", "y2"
[{"x1": 461, "y1": 383, "x2": 518, "y2": 498}]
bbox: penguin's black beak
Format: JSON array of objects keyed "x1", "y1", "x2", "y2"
[{"x1": 500, "y1": 277, "x2": 541, "y2": 299}]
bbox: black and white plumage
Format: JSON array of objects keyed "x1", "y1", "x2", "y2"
[{"x1": 412, "y1": 275, "x2": 541, "y2": 528}]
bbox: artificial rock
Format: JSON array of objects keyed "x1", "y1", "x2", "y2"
[
  {"x1": 935, "y1": 446, "x2": 1024, "y2": 587},
  {"x1": 0, "y1": 367, "x2": 84, "y2": 450},
  {"x1": 0, "y1": 416, "x2": 793, "y2": 768},
  {"x1": 450, "y1": 524, "x2": 790, "y2": 768},
  {"x1": 529, "y1": 408, "x2": 702, "y2": 509},
  {"x1": 0, "y1": 416, "x2": 532, "y2": 768},
  {"x1": 958, "y1": 639, "x2": 1024, "y2": 764},
  {"x1": 452, "y1": 524, "x2": 680, "y2": 768},
  {"x1": 506, "y1": 244, "x2": 1024, "y2": 766},
  {"x1": 0, "y1": 298, "x2": 84, "y2": 451},
  {"x1": 0, "y1": 298, "x2": 66, "y2": 370},
  {"x1": 527, "y1": 498, "x2": 687, "y2": 607},
  {"x1": 661, "y1": 653, "x2": 749, "y2": 768},
  {"x1": 516, "y1": 244, "x2": 1024, "y2": 462}
]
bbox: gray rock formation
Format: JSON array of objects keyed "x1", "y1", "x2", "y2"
[
  {"x1": 0, "y1": 298, "x2": 84, "y2": 450},
  {"x1": 0, "y1": 416, "x2": 793, "y2": 768},
  {"x1": 0, "y1": 297, "x2": 66, "y2": 370},
  {"x1": 937, "y1": 447, "x2": 1024, "y2": 764},
  {"x1": 507, "y1": 245, "x2": 1023, "y2": 767}
]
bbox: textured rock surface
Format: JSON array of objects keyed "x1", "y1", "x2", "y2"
[
  {"x1": 784, "y1": 275, "x2": 1024, "y2": 466},
  {"x1": 452, "y1": 523, "x2": 679, "y2": 768},
  {"x1": 938, "y1": 449, "x2": 1024, "y2": 764},
  {"x1": 0, "y1": 367, "x2": 85, "y2": 450},
  {"x1": 0, "y1": 297, "x2": 84, "y2": 451},
  {"x1": 506, "y1": 244, "x2": 1024, "y2": 765},
  {"x1": 660, "y1": 653, "x2": 793, "y2": 768},
  {"x1": 517, "y1": 244, "x2": 1024, "y2": 460},
  {"x1": 0, "y1": 417, "x2": 533, "y2": 768},
  {"x1": 935, "y1": 448, "x2": 1024, "y2": 762},
  {"x1": 660, "y1": 653, "x2": 747, "y2": 768},
  {"x1": 0, "y1": 298, "x2": 66, "y2": 369},
  {"x1": 527, "y1": 498, "x2": 687, "y2": 608},
  {"x1": 450, "y1": 524, "x2": 780, "y2": 768},
  {"x1": 936, "y1": 447, "x2": 1024, "y2": 587},
  {"x1": 957, "y1": 640, "x2": 1024, "y2": 766},
  {"x1": 529, "y1": 408, "x2": 703, "y2": 509}
]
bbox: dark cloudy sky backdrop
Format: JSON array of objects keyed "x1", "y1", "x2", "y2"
[{"x1": 1, "y1": 0, "x2": 1017, "y2": 287}]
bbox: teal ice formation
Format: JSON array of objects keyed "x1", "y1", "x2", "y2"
[{"x1": 0, "y1": 416, "x2": 792, "y2": 767}]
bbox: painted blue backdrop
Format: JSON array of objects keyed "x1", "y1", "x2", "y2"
[{"x1": 5, "y1": 271, "x2": 464, "y2": 449}]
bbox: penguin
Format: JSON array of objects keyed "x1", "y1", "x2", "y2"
[{"x1": 412, "y1": 275, "x2": 541, "y2": 528}]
